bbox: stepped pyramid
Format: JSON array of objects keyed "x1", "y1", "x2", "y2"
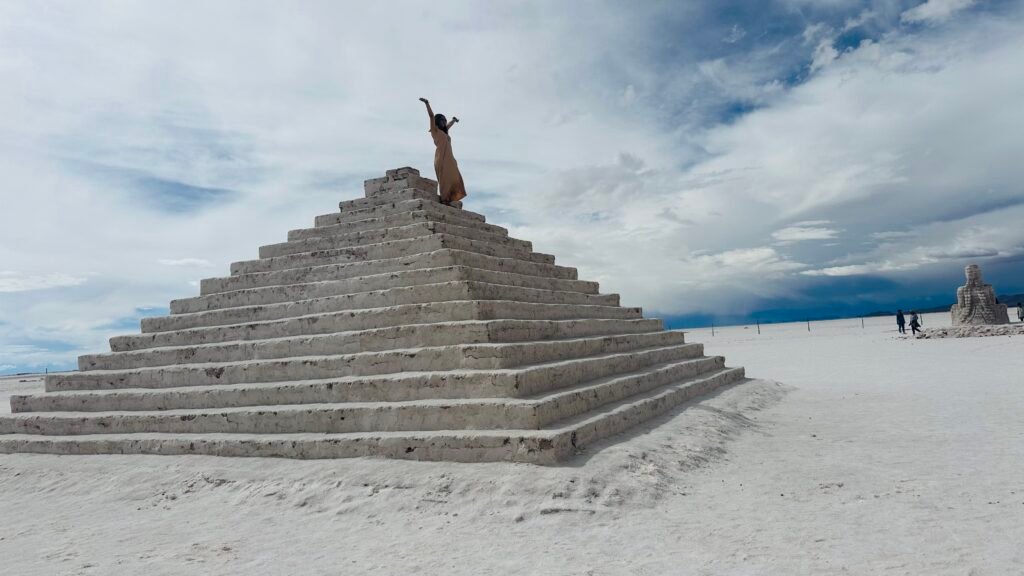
[{"x1": 0, "y1": 168, "x2": 744, "y2": 463}]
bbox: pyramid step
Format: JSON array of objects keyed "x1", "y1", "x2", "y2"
[
  {"x1": 292, "y1": 209, "x2": 503, "y2": 242},
  {"x1": 175, "y1": 265, "x2": 598, "y2": 315},
  {"x1": 49, "y1": 331, "x2": 687, "y2": 392},
  {"x1": 313, "y1": 198, "x2": 485, "y2": 228},
  {"x1": 0, "y1": 431, "x2": 559, "y2": 463},
  {"x1": 0, "y1": 368, "x2": 745, "y2": 463},
  {"x1": 550, "y1": 366, "x2": 746, "y2": 452},
  {"x1": 144, "y1": 281, "x2": 620, "y2": 333},
  {"x1": 529, "y1": 355, "x2": 725, "y2": 425},
  {"x1": 84, "y1": 318, "x2": 664, "y2": 371},
  {"x1": 1, "y1": 357, "x2": 725, "y2": 436},
  {"x1": 231, "y1": 234, "x2": 554, "y2": 276},
  {"x1": 202, "y1": 249, "x2": 578, "y2": 296},
  {"x1": 259, "y1": 221, "x2": 528, "y2": 260},
  {"x1": 16, "y1": 343, "x2": 701, "y2": 412},
  {"x1": 337, "y1": 187, "x2": 438, "y2": 213},
  {"x1": 114, "y1": 301, "x2": 645, "y2": 352}
]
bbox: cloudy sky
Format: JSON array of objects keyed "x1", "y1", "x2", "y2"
[{"x1": 1, "y1": 0, "x2": 1023, "y2": 373}]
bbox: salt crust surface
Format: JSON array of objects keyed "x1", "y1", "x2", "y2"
[{"x1": 1, "y1": 311, "x2": 1022, "y2": 574}]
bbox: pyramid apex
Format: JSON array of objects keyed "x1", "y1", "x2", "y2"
[
  {"x1": 364, "y1": 167, "x2": 438, "y2": 198},
  {"x1": 386, "y1": 166, "x2": 420, "y2": 177}
]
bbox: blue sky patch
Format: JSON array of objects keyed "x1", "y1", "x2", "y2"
[{"x1": 133, "y1": 176, "x2": 238, "y2": 214}]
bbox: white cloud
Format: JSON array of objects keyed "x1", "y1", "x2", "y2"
[
  {"x1": 656, "y1": 207, "x2": 694, "y2": 227},
  {"x1": 871, "y1": 230, "x2": 918, "y2": 240},
  {"x1": 0, "y1": 272, "x2": 86, "y2": 293},
  {"x1": 696, "y1": 58, "x2": 786, "y2": 103},
  {"x1": 810, "y1": 40, "x2": 840, "y2": 71},
  {"x1": 844, "y1": 10, "x2": 878, "y2": 31},
  {"x1": 621, "y1": 84, "x2": 637, "y2": 107},
  {"x1": 682, "y1": 13, "x2": 1024, "y2": 283},
  {"x1": 803, "y1": 22, "x2": 832, "y2": 45},
  {"x1": 802, "y1": 259, "x2": 926, "y2": 276},
  {"x1": 772, "y1": 223, "x2": 840, "y2": 242},
  {"x1": 902, "y1": 0, "x2": 977, "y2": 24},
  {"x1": 723, "y1": 24, "x2": 747, "y2": 44},
  {"x1": 158, "y1": 258, "x2": 214, "y2": 267},
  {"x1": 687, "y1": 247, "x2": 805, "y2": 274},
  {"x1": 802, "y1": 265, "x2": 874, "y2": 277}
]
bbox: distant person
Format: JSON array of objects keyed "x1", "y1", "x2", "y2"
[
  {"x1": 419, "y1": 97, "x2": 467, "y2": 206},
  {"x1": 909, "y1": 311, "x2": 921, "y2": 335},
  {"x1": 1017, "y1": 302, "x2": 1023, "y2": 323},
  {"x1": 896, "y1": 309, "x2": 906, "y2": 334}
]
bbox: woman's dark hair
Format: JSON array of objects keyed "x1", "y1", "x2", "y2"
[{"x1": 434, "y1": 113, "x2": 448, "y2": 133}]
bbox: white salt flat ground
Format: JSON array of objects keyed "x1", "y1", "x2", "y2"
[{"x1": 1, "y1": 312, "x2": 1022, "y2": 575}]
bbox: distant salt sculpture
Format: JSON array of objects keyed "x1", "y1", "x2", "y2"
[{"x1": 950, "y1": 264, "x2": 1009, "y2": 326}]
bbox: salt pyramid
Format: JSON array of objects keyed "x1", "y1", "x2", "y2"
[{"x1": 0, "y1": 168, "x2": 744, "y2": 463}]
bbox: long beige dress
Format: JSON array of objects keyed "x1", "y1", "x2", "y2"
[{"x1": 430, "y1": 123, "x2": 466, "y2": 204}]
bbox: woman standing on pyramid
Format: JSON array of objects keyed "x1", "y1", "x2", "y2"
[{"x1": 419, "y1": 97, "x2": 467, "y2": 206}]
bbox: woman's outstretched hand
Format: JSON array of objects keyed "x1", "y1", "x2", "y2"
[
  {"x1": 451, "y1": 116, "x2": 459, "y2": 123},
  {"x1": 419, "y1": 97, "x2": 429, "y2": 104}
]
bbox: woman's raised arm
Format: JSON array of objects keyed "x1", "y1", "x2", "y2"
[{"x1": 419, "y1": 97, "x2": 434, "y2": 129}]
